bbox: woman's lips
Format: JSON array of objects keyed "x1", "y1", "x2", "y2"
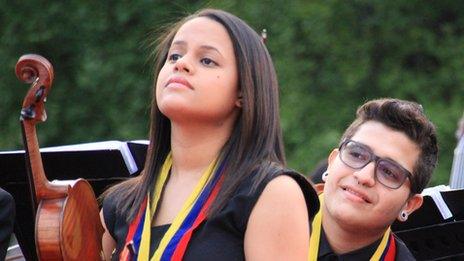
[{"x1": 166, "y1": 76, "x2": 193, "y2": 90}]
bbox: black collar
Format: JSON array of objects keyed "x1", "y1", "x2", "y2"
[{"x1": 318, "y1": 227, "x2": 382, "y2": 261}]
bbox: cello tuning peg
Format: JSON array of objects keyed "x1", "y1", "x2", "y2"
[
  {"x1": 35, "y1": 86, "x2": 45, "y2": 102},
  {"x1": 21, "y1": 105, "x2": 36, "y2": 120}
]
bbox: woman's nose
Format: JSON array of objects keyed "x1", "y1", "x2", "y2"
[
  {"x1": 352, "y1": 162, "x2": 376, "y2": 187},
  {"x1": 174, "y1": 56, "x2": 193, "y2": 74}
]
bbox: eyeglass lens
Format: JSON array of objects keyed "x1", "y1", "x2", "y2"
[{"x1": 340, "y1": 141, "x2": 408, "y2": 189}]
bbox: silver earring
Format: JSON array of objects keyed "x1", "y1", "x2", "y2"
[
  {"x1": 322, "y1": 171, "x2": 329, "y2": 182},
  {"x1": 398, "y1": 210, "x2": 408, "y2": 221}
]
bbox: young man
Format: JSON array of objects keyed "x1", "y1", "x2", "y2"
[{"x1": 311, "y1": 98, "x2": 438, "y2": 260}]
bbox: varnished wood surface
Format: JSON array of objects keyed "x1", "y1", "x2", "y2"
[{"x1": 16, "y1": 54, "x2": 104, "y2": 260}]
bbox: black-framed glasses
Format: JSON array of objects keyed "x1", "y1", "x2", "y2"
[{"x1": 339, "y1": 140, "x2": 413, "y2": 189}]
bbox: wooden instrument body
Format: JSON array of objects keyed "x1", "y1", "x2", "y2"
[
  {"x1": 17, "y1": 54, "x2": 104, "y2": 260},
  {"x1": 35, "y1": 179, "x2": 102, "y2": 260}
]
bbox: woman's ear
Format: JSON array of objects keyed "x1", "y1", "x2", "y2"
[
  {"x1": 235, "y1": 92, "x2": 243, "y2": 108},
  {"x1": 397, "y1": 194, "x2": 423, "y2": 222}
]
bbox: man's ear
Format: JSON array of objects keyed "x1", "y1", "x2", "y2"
[
  {"x1": 397, "y1": 194, "x2": 423, "y2": 222},
  {"x1": 327, "y1": 149, "x2": 339, "y2": 167},
  {"x1": 319, "y1": 149, "x2": 338, "y2": 188}
]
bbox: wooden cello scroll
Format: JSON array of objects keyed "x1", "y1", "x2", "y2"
[{"x1": 16, "y1": 54, "x2": 104, "y2": 260}]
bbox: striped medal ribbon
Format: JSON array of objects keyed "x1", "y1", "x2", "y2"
[
  {"x1": 308, "y1": 194, "x2": 396, "y2": 261},
  {"x1": 121, "y1": 152, "x2": 226, "y2": 261}
]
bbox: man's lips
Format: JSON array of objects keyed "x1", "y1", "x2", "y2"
[
  {"x1": 166, "y1": 76, "x2": 193, "y2": 90},
  {"x1": 341, "y1": 185, "x2": 372, "y2": 203}
]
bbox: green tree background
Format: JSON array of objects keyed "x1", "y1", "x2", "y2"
[{"x1": 1, "y1": 0, "x2": 462, "y2": 186}]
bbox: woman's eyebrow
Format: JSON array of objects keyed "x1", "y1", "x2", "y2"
[
  {"x1": 172, "y1": 40, "x2": 223, "y2": 57},
  {"x1": 198, "y1": 45, "x2": 222, "y2": 57},
  {"x1": 171, "y1": 40, "x2": 187, "y2": 47}
]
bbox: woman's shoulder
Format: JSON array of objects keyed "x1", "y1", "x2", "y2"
[
  {"x1": 241, "y1": 169, "x2": 318, "y2": 260},
  {"x1": 228, "y1": 166, "x2": 319, "y2": 223},
  {"x1": 101, "y1": 183, "x2": 126, "y2": 235},
  {"x1": 250, "y1": 175, "x2": 310, "y2": 225},
  {"x1": 101, "y1": 178, "x2": 140, "y2": 237},
  {"x1": 256, "y1": 168, "x2": 319, "y2": 220}
]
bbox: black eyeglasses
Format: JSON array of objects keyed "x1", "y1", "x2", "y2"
[{"x1": 339, "y1": 140, "x2": 413, "y2": 190}]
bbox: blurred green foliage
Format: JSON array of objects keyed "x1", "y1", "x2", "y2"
[{"x1": 1, "y1": 0, "x2": 462, "y2": 186}]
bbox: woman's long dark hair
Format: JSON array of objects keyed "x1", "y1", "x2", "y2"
[{"x1": 103, "y1": 9, "x2": 286, "y2": 222}]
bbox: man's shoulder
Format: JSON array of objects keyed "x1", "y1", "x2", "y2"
[{"x1": 394, "y1": 234, "x2": 416, "y2": 261}]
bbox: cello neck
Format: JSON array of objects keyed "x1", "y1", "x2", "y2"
[
  {"x1": 16, "y1": 54, "x2": 68, "y2": 202},
  {"x1": 21, "y1": 120, "x2": 67, "y2": 201}
]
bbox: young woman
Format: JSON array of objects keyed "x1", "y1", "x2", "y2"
[
  {"x1": 311, "y1": 98, "x2": 438, "y2": 260},
  {"x1": 100, "y1": 9, "x2": 318, "y2": 261}
]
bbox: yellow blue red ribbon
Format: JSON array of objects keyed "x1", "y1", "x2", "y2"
[
  {"x1": 309, "y1": 194, "x2": 396, "y2": 261},
  {"x1": 120, "y1": 152, "x2": 225, "y2": 261}
]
